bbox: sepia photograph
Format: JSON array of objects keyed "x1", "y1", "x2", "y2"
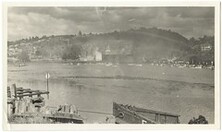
[{"x1": 3, "y1": 1, "x2": 220, "y2": 130}]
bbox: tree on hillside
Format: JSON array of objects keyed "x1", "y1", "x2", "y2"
[
  {"x1": 41, "y1": 35, "x2": 47, "y2": 39},
  {"x1": 18, "y1": 50, "x2": 30, "y2": 63},
  {"x1": 62, "y1": 45, "x2": 81, "y2": 60},
  {"x1": 35, "y1": 50, "x2": 41, "y2": 56},
  {"x1": 78, "y1": 31, "x2": 82, "y2": 36},
  {"x1": 189, "y1": 35, "x2": 214, "y2": 46},
  {"x1": 189, "y1": 37, "x2": 198, "y2": 47}
]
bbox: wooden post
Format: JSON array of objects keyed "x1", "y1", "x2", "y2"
[
  {"x1": 18, "y1": 87, "x2": 23, "y2": 100},
  {"x1": 29, "y1": 90, "x2": 32, "y2": 97},
  {"x1": 12, "y1": 100, "x2": 15, "y2": 114},
  {"x1": 37, "y1": 94, "x2": 41, "y2": 112},
  {"x1": 12, "y1": 84, "x2": 17, "y2": 99},
  {"x1": 45, "y1": 72, "x2": 50, "y2": 99},
  {"x1": 155, "y1": 113, "x2": 160, "y2": 123},
  {"x1": 164, "y1": 115, "x2": 167, "y2": 123},
  {"x1": 7, "y1": 86, "x2": 11, "y2": 98},
  {"x1": 47, "y1": 77, "x2": 49, "y2": 99}
]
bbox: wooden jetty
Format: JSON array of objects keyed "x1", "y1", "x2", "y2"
[
  {"x1": 7, "y1": 84, "x2": 84, "y2": 124},
  {"x1": 7, "y1": 84, "x2": 49, "y2": 100},
  {"x1": 113, "y1": 102, "x2": 180, "y2": 124}
]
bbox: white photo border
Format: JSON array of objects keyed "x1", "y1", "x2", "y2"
[{"x1": 2, "y1": 0, "x2": 221, "y2": 130}]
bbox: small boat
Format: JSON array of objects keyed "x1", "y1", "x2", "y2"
[
  {"x1": 113, "y1": 102, "x2": 180, "y2": 124},
  {"x1": 106, "y1": 63, "x2": 112, "y2": 66},
  {"x1": 128, "y1": 64, "x2": 143, "y2": 67},
  {"x1": 194, "y1": 65, "x2": 203, "y2": 69}
]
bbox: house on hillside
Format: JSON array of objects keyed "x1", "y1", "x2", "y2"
[
  {"x1": 86, "y1": 55, "x2": 94, "y2": 61},
  {"x1": 79, "y1": 47, "x2": 102, "y2": 62},
  {"x1": 102, "y1": 45, "x2": 133, "y2": 63},
  {"x1": 8, "y1": 45, "x2": 22, "y2": 57},
  {"x1": 201, "y1": 43, "x2": 212, "y2": 51},
  {"x1": 105, "y1": 45, "x2": 111, "y2": 54},
  {"x1": 8, "y1": 48, "x2": 16, "y2": 57}
]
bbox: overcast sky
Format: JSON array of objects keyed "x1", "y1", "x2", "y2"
[{"x1": 8, "y1": 7, "x2": 214, "y2": 41}]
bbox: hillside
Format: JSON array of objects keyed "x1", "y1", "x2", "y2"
[{"x1": 8, "y1": 27, "x2": 213, "y2": 64}]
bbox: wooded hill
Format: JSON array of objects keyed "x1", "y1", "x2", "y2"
[{"x1": 8, "y1": 27, "x2": 214, "y2": 63}]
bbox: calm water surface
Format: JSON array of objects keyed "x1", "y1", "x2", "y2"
[{"x1": 7, "y1": 61, "x2": 214, "y2": 123}]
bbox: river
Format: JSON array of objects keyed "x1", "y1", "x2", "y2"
[{"x1": 7, "y1": 61, "x2": 214, "y2": 124}]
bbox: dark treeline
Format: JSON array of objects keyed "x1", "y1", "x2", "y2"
[{"x1": 186, "y1": 35, "x2": 214, "y2": 65}]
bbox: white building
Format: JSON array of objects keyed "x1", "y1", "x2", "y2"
[
  {"x1": 105, "y1": 45, "x2": 111, "y2": 54},
  {"x1": 95, "y1": 50, "x2": 102, "y2": 61},
  {"x1": 201, "y1": 43, "x2": 212, "y2": 51}
]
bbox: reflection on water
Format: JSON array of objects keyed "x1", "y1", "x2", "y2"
[{"x1": 7, "y1": 62, "x2": 214, "y2": 123}]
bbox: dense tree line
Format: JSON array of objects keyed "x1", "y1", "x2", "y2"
[{"x1": 187, "y1": 35, "x2": 214, "y2": 65}]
